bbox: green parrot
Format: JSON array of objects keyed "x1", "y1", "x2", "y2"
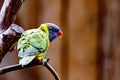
[{"x1": 17, "y1": 23, "x2": 63, "y2": 66}]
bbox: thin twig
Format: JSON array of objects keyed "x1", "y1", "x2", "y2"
[
  {"x1": 44, "y1": 59, "x2": 60, "y2": 80},
  {"x1": 0, "y1": 58, "x2": 60, "y2": 80}
]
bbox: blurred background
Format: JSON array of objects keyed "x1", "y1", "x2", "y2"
[{"x1": 0, "y1": 0, "x2": 120, "y2": 80}]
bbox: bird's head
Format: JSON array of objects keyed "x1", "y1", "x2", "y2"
[{"x1": 39, "y1": 23, "x2": 63, "y2": 42}]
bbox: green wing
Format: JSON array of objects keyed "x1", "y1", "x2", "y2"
[{"x1": 17, "y1": 29, "x2": 49, "y2": 66}]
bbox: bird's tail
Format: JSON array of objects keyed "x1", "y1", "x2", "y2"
[{"x1": 19, "y1": 55, "x2": 36, "y2": 66}]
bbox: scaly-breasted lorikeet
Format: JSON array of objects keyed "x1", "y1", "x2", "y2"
[{"x1": 17, "y1": 23, "x2": 63, "y2": 66}]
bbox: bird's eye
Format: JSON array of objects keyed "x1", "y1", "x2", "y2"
[{"x1": 52, "y1": 29, "x2": 56, "y2": 32}]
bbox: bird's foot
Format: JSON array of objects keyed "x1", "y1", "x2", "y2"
[{"x1": 42, "y1": 58, "x2": 50, "y2": 65}]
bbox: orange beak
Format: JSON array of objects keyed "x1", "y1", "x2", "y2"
[{"x1": 58, "y1": 30, "x2": 63, "y2": 38}]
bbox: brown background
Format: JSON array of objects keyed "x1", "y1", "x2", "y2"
[{"x1": 0, "y1": 0, "x2": 120, "y2": 80}]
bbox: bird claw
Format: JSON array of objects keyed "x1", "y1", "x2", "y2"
[{"x1": 42, "y1": 58, "x2": 50, "y2": 65}]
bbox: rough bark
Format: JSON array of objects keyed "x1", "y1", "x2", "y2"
[
  {"x1": 0, "y1": 0, "x2": 24, "y2": 63},
  {"x1": 0, "y1": 24, "x2": 24, "y2": 62}
]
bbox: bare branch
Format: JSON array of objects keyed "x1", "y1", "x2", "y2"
[
  {"x1": 0, "y1": 24, "x2": 24, "y2": 62},
  {"x1": 0, "y1": 0, "x2": 24, "y2": 31},
  {"x1": 0, "y1": 58, "x2": 60, "y2": 80},
  {"x1": 0, "y1": 0, "x2": 25, "y2": 63},
  {"x1": 0, "y1": 1, "x2": 60, "y2": 80},
  {"x1": 44, "y1": 59, "x2": 60, "y2": 80}
]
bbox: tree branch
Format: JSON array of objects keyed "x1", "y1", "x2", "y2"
[
  {"x1": 0, "y1": 0, "x2": 24, "y2": 31},
  {"x1": 0, "y1": 58, "x2": 60, "y2": 80},
  {"x1": 0, "y1": 0, "x2": 25, "y2": 63},
  {"x1": 0, "y1": 1, "x2": 60, "y2": 80},
  {"x1": 44, "y1": 59, "x2": 60, "y2": 80},
  {"x1": 0, "y1": 24, "x2": 24, "y2": 62}
]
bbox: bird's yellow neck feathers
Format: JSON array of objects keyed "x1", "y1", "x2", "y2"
[{"x1": 38, "y1": 24, "x2": 49, "y2": 36}]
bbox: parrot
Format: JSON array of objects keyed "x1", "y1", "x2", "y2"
[{"x1": 17, "y1": 23, "x2": 63, "y2": 66}]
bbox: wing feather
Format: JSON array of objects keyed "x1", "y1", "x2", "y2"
[{"x1": 17, "y1": 29, "x2": 49, "y2": 65}]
